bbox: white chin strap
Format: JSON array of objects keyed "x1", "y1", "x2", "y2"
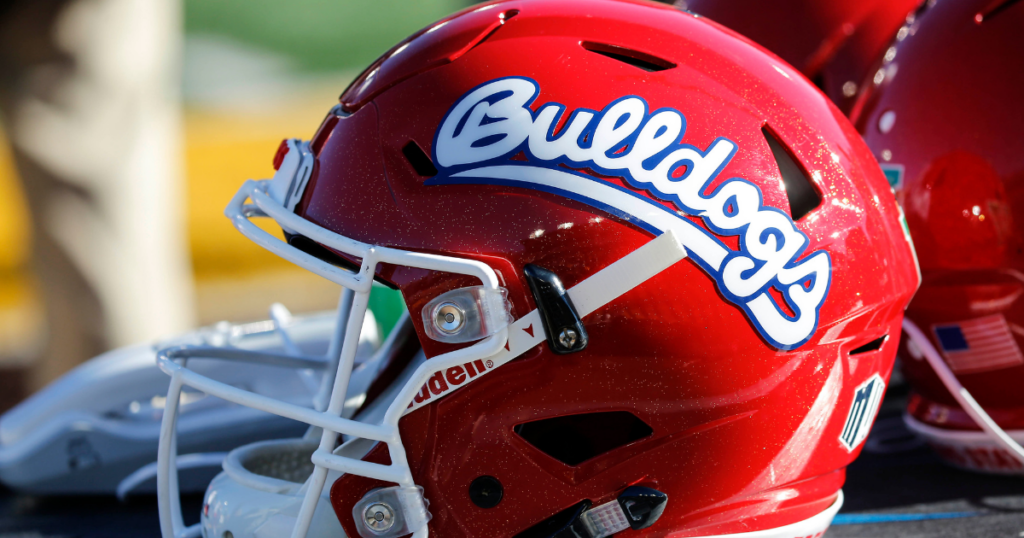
[
  {"x1": 902, "y1": 318, "x2": 1024, "y2": 466},
  {"x1": 156, "y1": 170, "x2": 689, "y2": 538}
]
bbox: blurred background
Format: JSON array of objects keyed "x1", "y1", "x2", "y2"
[{"x1": 0, "y1": 0, "x2": 481, "y2": 409}]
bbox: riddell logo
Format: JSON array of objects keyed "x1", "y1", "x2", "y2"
[{"x1": 407, "y1": 359, "x2": 496, "y2": 409}]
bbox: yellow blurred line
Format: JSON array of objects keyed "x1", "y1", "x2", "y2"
[
  {"x1": 185, "y1": 103, "x2": 333, "y2": 280},
  {"x1": 0, "y1": 128, "x2": 31, "y2": 271},
  {"x1": 185, "y1": 75, "x2": 352, "y2": 283},
  {"x1": 0, "y1": 127, "x2": 42, "y2": 357}
]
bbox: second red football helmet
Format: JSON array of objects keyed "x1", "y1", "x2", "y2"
[
  {"x1": 853, "y1": 0, "x2": 1024, "y2": 474},
  {"x1": 685, "y1": 0, "x2": 921, "y2": 113}
]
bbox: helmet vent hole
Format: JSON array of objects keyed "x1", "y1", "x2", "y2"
[
  {"x1": 514, "y1": 411, "x2": 652, "y2": 466},
  {"x1": 810, "y1": 72, "x2": 826, "y2": 93},
  {"x1": 582, "y1": 42, "x2": 676, "y2": 72},
  {"x1": 286, "y1": 234, "x2": 400, "y2": 289},
  {"x1": 762, "y1": 126, "x2": 821, "y2": 220},
  {"x1": 402, "y1": 141, "x2": 438, "y2": 177},
  {"x1": 287, "y1": 234, "x2": 360, "y2": 270},
  {"x1": 850, "y1": 334, "x2": 888, "y2": 355}
]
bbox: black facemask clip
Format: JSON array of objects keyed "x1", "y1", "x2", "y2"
[{"x1": 523, "y1": 264, "x2": 588, "y2": 354}]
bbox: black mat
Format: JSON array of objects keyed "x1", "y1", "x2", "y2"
[
  {"x1": 0, "y1": 388, "x2": 1020, "y2": 537},
  {"x1": 0, "y1": 491, "x2": 202, "y2": 538},
  {"x1": 830, "y1": 384, "x2": 1024, "y2": 538}
]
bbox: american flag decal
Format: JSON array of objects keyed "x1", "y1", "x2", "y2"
[
  {"x1": 932, "y1": 315, "x2": 1024, "y2": 374},
  {"x1": 840, "y1": 374, "x2": 885, "y2": 451}
]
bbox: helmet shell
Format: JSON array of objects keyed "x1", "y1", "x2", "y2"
[{"x1": 287, "y1": 1, "x2": 919, "y2": 535}]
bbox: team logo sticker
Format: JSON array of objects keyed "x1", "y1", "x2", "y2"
[
  {"x1": 840, "y1": 374, "x2": 885, "y2": 451},
  {"x1": 427, "y1": 77, "x2": 831, "y2": 349}
]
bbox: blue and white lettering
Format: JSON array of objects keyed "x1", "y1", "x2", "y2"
[{"x1": 429, "y1": 77, "x2": 831, "y2": 350}]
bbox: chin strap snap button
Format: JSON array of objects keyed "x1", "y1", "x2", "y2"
[{"x1": 352, "y1": 486, "x2": 432, "y2": 538}]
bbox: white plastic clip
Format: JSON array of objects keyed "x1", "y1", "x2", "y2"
[
  {"x1": 352, "y1": 486, "x2": 432, "y2": 538},
  {"x1": 421, "y1": 286, "x2": 512, "y2": 344}
]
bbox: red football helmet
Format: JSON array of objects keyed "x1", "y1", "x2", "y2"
[
  {"x1": 684, "y1": 0, "x2": 921, "y2": 113},
  {"x1": 156, "y1": 2, "x2": 919, "y2": 537},
  {"x1": 853, "y1": 0, "x2": 1024, "y2": 474}
]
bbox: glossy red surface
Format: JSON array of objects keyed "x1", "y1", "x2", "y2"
[
  {"x1": 686, "y1": 0, "x2": 921, "y2": 113},
  {"x1": 854, "y1": 0, "x2": 1024, "y2": 434},
  {"x1": 289, "y1": 1, "x2": 918, "y2": 535}
]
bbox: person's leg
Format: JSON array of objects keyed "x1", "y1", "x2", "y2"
[{"x1": 0, "y1": 0, "x2": 194, "y2": 392}]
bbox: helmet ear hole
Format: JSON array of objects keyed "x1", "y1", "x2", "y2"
[
  {"x1": 762, "y1": 126, "x2": 821, "y2": 220},
  {"x1": 514, "y1": 412, "x2": 653, "y2": 466}
]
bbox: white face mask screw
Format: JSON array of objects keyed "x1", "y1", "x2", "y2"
[
  {"x1": 558, "y1": 328, "x2": 578, "y2": 348},
  {"x1": 434, "y1": 302, "x2": 466, "y2": 334},
  {"x1": 363, "y1": 502, "x2": 396, "y2": 533}
]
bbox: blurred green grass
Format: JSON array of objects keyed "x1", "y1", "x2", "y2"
[
  {"x1": 180, "y1": 0, "x2": 477, "y2": 325},
  {"x1": 185, "y1": 0, "x2": 474, "y2": 72}
]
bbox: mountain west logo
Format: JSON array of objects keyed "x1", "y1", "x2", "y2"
[
  {"x1": 840, "y1": 374, "x2": 885, "y2": 451},
  {"x1": 428, "y1": 77, "x2": 831, "y2": 349}
]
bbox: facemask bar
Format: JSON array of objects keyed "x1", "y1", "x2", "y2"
[
  {"x1": 315, "y1": 288, "x2": 356, "y2": 413},
  {"x1": 902, "y1": 318, "x2": 1024, "y2": 466},
  {"x1": 157, "y1": 177, "x2": 509, "y2": 538}
]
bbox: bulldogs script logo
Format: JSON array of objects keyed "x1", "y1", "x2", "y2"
[{"x1": 427, "y1": 77, "x2": 831, "y2": 349}]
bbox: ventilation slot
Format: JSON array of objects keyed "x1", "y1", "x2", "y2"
[
  {"x1": 582, "y1": 42, "x2": 676, "y2": 72},
  {"x1": 762, "y1": 126, "x2": 821, "y2": 220},
  {"x1": 451, "y1": 9, "x2": 520, "y2": 62},
  {"x1": 850, "y1": 335, "x2": 888, "y2": 355},
  {"x1": 514, "y1": 411, "x2": 652, "y2": 466},
  {"x1": 811, "y1": 72, "x2": 827, "y2": 93},
  {"x1": 402, "y1": 141, "x2": 437, "y2": 177},
  {"x1": 287, "y1": 234, "x2": 357, "y2": 270},
  {"x1": 286, "y1": 234, "x2": 399, "y2": 289}
]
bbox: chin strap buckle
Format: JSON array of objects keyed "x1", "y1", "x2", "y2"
[
  {"x1": 582, "y1": 487, "x2": 668, "y2": 537},
  {"x1": 518, "y1": 486, "x2": 668, "y2": 538}
]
